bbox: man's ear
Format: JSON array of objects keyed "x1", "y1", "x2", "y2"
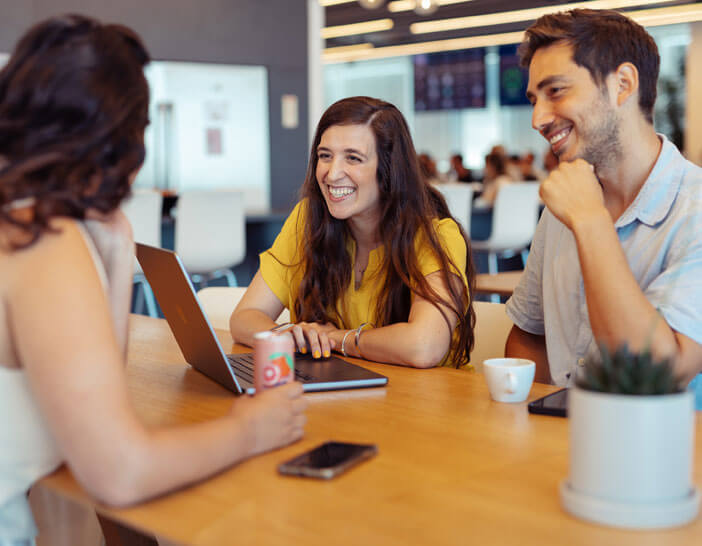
[{"x1": 612, "y1": 62, "x2": 639, "y2": 108}]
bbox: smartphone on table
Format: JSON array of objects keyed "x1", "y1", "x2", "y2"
[
  {"x1": 278, "y1": 441, "x2": 378, "y2": 479},
  {"x1": 527, "y1": 388, "x2": 568, "y2": 417}
]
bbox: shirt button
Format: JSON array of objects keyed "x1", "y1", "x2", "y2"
[{"x1": 577, "y1": 358, "x2": 585, "y2": 367}]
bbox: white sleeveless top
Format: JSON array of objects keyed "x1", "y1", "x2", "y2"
[{"x1": 0, "y1": 222, "x2": 108, "y2": 541}]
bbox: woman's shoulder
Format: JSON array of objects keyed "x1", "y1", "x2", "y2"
[
  {"x1": 0, "y1": 217, "x2": 91, "y2": 301},
  {"x1": 413, "y1": 216, "x2": 466, "y2": 259},
  {"x1": 276, "y1": 199, "x2": 312, "y2": 244},
  {"x1": 2, "y1": 217, "x2": 89, "y2": 268},
  {"x1": 280, "y1": 199, "x2": 307, "y2": 228},
  {"x1": 430, "y1": 216, "x2": 465, "y2": 245}
]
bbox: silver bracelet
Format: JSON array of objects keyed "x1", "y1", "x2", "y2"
[
  {"x1": 341, "y1": 329, "x2": 354, "y2": 357},
  {"x1": 354, "y1": 322, "x2": 373, "y2": 359},
  {"x1": 270, "y1": 322, "x2": 293, "y2": 333}
]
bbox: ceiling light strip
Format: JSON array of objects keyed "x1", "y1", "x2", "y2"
[
  {"x1": 324, "y1": 43, "x2": 376, "y2": 54},
  {"x1": 323, "y1": 30, "x2": 525, "y2": 62},
  {"x1": 388, "y1": 0, "x2": 474, "y2": 12},
  {"x1": 410, "y1": 0, "x2": 680, "y2": 34},
  {"x1": 323, "y1": 4, "x2": 702, "y2": 63},
  {"x1": 322, "y1": 18, "x2": 394, "y2": 39},
  {"x1": 633, "y1": 4, "x2": 702, "y2": 25},
  {"x1": 319, "y1": 0, "x2": 356, "y2": 6}
]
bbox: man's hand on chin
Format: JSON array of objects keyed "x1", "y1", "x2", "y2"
[{"x1": 539, "y1": 158, "x2": 607, "y2": 231}]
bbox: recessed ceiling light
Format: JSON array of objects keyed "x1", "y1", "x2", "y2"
[{"x1": 322, "y1": 18, "x2": 394, "y2": 39}]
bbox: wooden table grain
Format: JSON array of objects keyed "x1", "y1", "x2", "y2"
[{"x1": 38, "y1": 314, "x2": 702, "y2": 545}]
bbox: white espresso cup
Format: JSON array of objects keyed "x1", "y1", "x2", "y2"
[{"x1": 483, "y1": 358, "x2": 536, "y2": 403}]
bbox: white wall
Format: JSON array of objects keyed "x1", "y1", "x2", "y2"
[
  {"x1": 135, "y1": 62, "x2": 270, "y2": 211},
  {"x1": 686, "y1": 21, "x2": 702, "y2": 166},
  {"x1": 324, "y1": 56, "x2": 415, "y2": 129}
]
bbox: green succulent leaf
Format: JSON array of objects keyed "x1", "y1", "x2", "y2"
[{"x1": 575, "y1": 344, "x2": 684, "y2": 395}]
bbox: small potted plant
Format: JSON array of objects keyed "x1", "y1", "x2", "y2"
[{"x1": 560, "y1": 345, "x2": 700, "y2": 529}]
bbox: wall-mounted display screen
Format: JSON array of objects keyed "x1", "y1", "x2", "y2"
[
  {"x1": 499, "y1": 44, "x2": 530, "y2": 106},
  {"x1": 414, "y1": 49, "x2": 486, "y2": 111}
]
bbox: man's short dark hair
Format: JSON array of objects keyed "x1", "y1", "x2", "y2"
[{"x1": 518, "y1": 9, "x2": 659, "y2": 124}]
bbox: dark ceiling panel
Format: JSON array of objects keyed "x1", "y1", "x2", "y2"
[{"x1": 324, "y1": 0, "x2": 699, "y2": 49}]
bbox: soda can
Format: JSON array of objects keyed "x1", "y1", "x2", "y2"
[{"x1": 253, "y1": 330, "x2": 295, "y2": 391}]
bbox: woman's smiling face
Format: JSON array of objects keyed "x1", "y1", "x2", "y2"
[{"x1": 316, "y1": 123, "x2": 381, "y2": 227}]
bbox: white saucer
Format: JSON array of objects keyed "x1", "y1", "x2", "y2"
[{"x1": 560, "y1": 480, "x2": 700, "y2": 529}]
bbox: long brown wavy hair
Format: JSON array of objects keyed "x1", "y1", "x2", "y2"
[
  {"x1": 0, "y1": 14, "x2": 150, "y2": 249},
  {"x1": 294, "y1": 96, "x2": 476, "y2": 366}
]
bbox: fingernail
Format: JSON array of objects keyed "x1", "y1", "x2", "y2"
[
  {"x1": 323, "y1": 350, "x2": 330, "y2": 358},
  {"x1": 300, "y1": 347, "x2": 307, "y2": 354},
  {"x1": 313, "y1": 350, "x2": 321, "y2": 359}
]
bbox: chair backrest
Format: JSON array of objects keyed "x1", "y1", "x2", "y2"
[
  {"x1": 470, "y1": 301, "x2": 514, "y2": 372},
  {"x1": 175, "y1": 190, "x2": 246, "y2": 274},
  {"x1": 488, "y1": 183, "x2": 541, "y2": 251},
  {"x1": 197, "y1": 286, "x2": 290, "y2": 331},
  {"x1": 435, "y1": 183, "x2": 473, "y2": 237},
  {"x1": 121, "y1": 189, "x2": 163, "y2": 274}
]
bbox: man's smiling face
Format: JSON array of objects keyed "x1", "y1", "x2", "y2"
[{"x1": 526, "y1": 41, "x2": 622, "y2": 170}]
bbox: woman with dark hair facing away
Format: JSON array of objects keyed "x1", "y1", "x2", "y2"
[
  {"x1": 0, "y1": 15, "x2": 306, "y2": 541},
  {"x1": 231, "y1": 97, "x2": 476, "y2": 369}
]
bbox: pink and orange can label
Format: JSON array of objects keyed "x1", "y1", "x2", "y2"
[{"x1": 253, "y1": 330, "x2": 295, "y2": 390}]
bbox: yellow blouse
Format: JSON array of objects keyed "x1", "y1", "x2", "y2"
[{"x1": 259, "y1": 200, "x2": 470, "y2": 367}]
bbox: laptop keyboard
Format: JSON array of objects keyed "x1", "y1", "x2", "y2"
[{"x1": 227, "y1": 353, "x2": 315, "y2": 382}]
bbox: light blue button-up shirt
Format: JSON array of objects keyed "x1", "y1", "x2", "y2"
[{"x1": 506, "y1": 136, "x2": 702, "y2": 408}]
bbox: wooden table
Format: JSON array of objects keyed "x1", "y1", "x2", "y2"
[
  {"x1": 38, "y1": 315, "x2": 702, "y2": 545},
  {"x1": 475, "y1": 270, "x2": 523, "y2": 297}
]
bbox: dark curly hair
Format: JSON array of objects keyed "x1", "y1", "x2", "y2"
[
  {"x1": 518, "y1": 9, "x2": 659, "y2": 124},
  {"x1": 0, "y1": 14, "x2": 150, "y2": 248},
  {"x1": 290, "y1": 96, "x2": 476, "y2": 367}
]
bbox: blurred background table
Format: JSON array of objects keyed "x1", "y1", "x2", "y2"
[{"x1": 475, "y1": 270, "x2": 523, "y2": 298}]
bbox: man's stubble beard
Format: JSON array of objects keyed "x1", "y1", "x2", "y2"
[{"x1": 558, "y1": 93, "x2": 624, "y2": 174}]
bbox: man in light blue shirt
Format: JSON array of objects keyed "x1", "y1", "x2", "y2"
[{"x1": 504, "y1": 9, "x2": 702, "y2": 407}]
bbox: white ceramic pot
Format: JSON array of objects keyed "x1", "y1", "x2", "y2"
[{"x1": 560, "y1": 386, "x2": 700, "y2": 529}]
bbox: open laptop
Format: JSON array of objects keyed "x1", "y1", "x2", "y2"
[{"x1": 135, "y1": 243, "x2": 388, "y2": 395}]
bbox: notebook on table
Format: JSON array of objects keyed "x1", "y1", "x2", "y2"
[{"x1": 135, "y1": 243, "x2": 388, "y2": 395}]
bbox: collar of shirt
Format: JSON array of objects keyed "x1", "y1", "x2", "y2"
[{"x1": 615, "y1": 134, "x2": 684, "y2": 229}]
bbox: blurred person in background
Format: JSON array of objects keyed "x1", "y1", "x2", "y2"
[
  {"x1": 519, "y1": 152, "x2": 542, "y2": 181},
  {"x1": 475, "y1": 151, "x2": 516, "y2": 207},
  {"x1": 449, "y1": 153, "x2": 474, "y2": 182}
]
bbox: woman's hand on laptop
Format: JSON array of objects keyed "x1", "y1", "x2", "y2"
[
  {"x1": 290, "y1": 322, "x2": 339, "y2": 359},
  {"x1": 234, "y1": 382, "x2": 308, "y2": 456}
]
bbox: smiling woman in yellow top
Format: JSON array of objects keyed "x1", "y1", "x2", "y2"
[{"x1": 231, "y1": 97, "x2": 476, "y2": 368}]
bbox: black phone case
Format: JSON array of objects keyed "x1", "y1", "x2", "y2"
[
  {"x1": 277, "y1": 442, "x2": 378, "y2": 479},
  {"x1": 527, "y1": 389, "x2": 568, "y2": 417}
]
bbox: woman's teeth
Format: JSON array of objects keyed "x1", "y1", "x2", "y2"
[{"x1": 328, "y1": 186, "x2": 355, "y2": 198}]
